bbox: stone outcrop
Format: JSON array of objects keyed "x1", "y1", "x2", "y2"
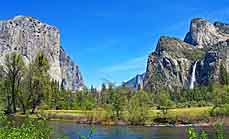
[
  {"x1": 184, "y1": 18, "x2": 229, "y2": 49},
  {"x1": 60, "y1": 47, "x2": 84, "y2": 90},
  {"x1": 143, "y1": 18, "x2": 229, "y2": 91},
  {"x1": 0, "y1": 16, "x2": 83, "y2": 91}
]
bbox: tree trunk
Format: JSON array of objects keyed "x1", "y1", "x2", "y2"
[
  {"x1": 22, "y1": 103, "x2": 26, "y2": 114},
  {"x1": 31, "y1": 100, "x2": 36, "y2": 114},
  {"x1": 11, "y1": 77, "x2": 16, "y2": 113},
  {"x1": 6, "y1": 95, "x2": 12, "y2": 113}
]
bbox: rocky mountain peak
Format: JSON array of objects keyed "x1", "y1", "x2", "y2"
[
  {"x1": 0, "y1": 16, "x2": 84, "y2": 91},
  {"x1": 184, "y1": 18, "x2": 229, "y2": 49},
  {"x1": 142, "y1": 18, "x2": 229, "y2": 91}
]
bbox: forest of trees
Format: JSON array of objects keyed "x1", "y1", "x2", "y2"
[
  {"x1": 0, "y1": 52, "x2": 228, "y2": 123},
  {"x1": 0, "y1": 52, "x2": 228, "y2": 139}
]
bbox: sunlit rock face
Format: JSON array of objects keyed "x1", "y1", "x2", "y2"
[
  {"x1": 184, "y1": 18, "x2": 229, "y2": 49},
  {"x1": 143, "y1": 36, "x2": 201, "y2": 91},
  {"x1": 59, "y1": 47, "x2": 84, "y2": 91},
  {"x1": 143, "y1": 18, "x2": 229, "y2": 91},
  {"x1": 0, "y1": 16, "x2": 84, "y2": 91}
]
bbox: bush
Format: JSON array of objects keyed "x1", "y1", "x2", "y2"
[
  {"x1": 215, "y1": 123, "x2": 224, "y2": 139},
  {"x1": 211, "y1": 104, "x2": 229, "y2": 116},
  {"x1": 127, "y1": 91, "x2": 150, "y2": 125},
  {"x1": 0, "y1": 117, "x2": 52, "y2": 139}
]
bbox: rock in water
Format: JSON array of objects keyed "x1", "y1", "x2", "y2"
[{"x1": 0, "y1": 16, "x2": 84, "y2": 91}]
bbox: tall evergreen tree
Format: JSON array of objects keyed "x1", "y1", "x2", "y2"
[{"x1": 219, "y1": 63, "x2": 228, "y2": 85}]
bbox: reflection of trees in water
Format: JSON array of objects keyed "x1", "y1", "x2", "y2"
[{"x1": 49, "y1": 121, "x2": 229, "y2": 139}]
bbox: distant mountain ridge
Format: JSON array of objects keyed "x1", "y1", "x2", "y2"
[
  {"x1": 0, "y1": 16, "x2": 84, "y2": 91},
  {"x1": 123, "y1": 73, "x2": 145, "y2": 90}
]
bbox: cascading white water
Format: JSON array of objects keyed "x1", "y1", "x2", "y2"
[{"x1": 190, "y1": 61, "x2": 197, "y2": 89}]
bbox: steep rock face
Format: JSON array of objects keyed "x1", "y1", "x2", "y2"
[
  {"x1": 0, "y1": 16, "x2": 83, "y2": 91},
  {"x1": 195, "y1": 40, "x2": 229, "y2": 86},
  {"x1": 123, "y1": 73, "x2": 145, "y2": 90},
  {"x1": 60, "y1": 47, "x2": 84, "y2": 90},
  {"x1": 144, "y1": 18, "x2": 229, "y2": 91},
  {"x1": 184, "y1": 18, "x2": 229, "y2": 49},
  {"x1": 144, "y1": 36, "x2": 204, "y2": 91}
]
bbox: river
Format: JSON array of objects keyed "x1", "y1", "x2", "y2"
[{"x1": 50, "y1": 121, "x2": 229, "y2": 139}]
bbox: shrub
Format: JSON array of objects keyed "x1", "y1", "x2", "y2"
[
  {"x1": 0, "y1": 117, "x2": 52, "y2": 139},
  {"x1": 210, "y1": 104, "x2": 229, "y2": 116}
]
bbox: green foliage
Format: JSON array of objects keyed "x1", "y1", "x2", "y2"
[
  {"x1": 186, "y1": 123, "x2": 225, "y2": 139},
  {"x1": 0, "y1": 117, "x2": 52, "y2": 139},
  {"x1": 30, "y1": 52, "x2": 50, "y2": 113},
  {"x1": 215, "y1": 123, "x2": 224, "y2": 139},
  {"x1": 211, "y1": 104, "x2": 229, "y2": 116},
  {"x1": 0, "y1": 111, "x2": 96, "y2": 139},
  {"x1": 72, "y1": 90, "x2": 96, "y2": 110},
  {"x1": 155, "y1": 89, "x2": 173, "y2": 115},
  {"x1": 212, "y1": 84, "x2": 229, "y2": 108},
  {"x1": 187, "y1": 128, "x2": 197, "y2": 139},
  {"x1": 2, "y1": 52, "x2": 25, "y2": 113},
  {"x1": 199, "y1": 130, "x2": 208, "y2": 139},
  {"x1": 0, "y1": 52, "x2": 52, "y2": 114},
  {"x1": 187, "y1": 128, "x2": 208, "y2": 139},
  {"x1": 127, "y1": 91, "x2": 150, "y2": 125},
  {"x1": 219, "y1": 63, "x2": 228, "y2": 85},
  {"x1": 108, "y1": 87, "x2": 127, "y2": 119},
  {"x1": 184, "y1": 48, "x2": 205, "y2": 61}
]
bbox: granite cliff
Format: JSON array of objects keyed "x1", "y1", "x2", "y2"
[
  {"x1": 0, "y1": 16, "x2": 83, "y2": 91},
  {"x1": 126, "y1": 18, "x2": 229, "y2": 91},
  {"x1": 144, "y1": 18, "x2": 229, "y2": 91}
]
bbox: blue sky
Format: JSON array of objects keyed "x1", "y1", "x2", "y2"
[{"x1": 1, "y1": 0, "x2": 229, "y2": 87}]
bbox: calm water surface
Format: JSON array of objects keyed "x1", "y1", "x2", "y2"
[{"x1": 49, "y1": 121, "x2": 229, "y2": 139}]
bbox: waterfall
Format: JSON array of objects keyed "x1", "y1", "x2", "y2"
[{"x1": 190, "y1": 61, "x2": 197, "y2": 89}]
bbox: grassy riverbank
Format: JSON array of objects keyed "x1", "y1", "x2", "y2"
[
  {"x1": 43, "y1": 107, "x2": 211, "y2": 117},
  {"x1": 15, "y1": 107, "x2": 218, "y2": 126}
]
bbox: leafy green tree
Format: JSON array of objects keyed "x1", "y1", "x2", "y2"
[
  {"x1": 212, "y1": 83, "x2": 229, "y2": 108},
  {"x1": 17, "y1": 63, "x2": 36, "y2": 113},
  {"x1": 109, "y1": 87, "x2": 127, "y2": 119},
  {"x1": 72, "y1": 88, "x2": 96, "y2": 110},
  {"x1": 29, "y1": 52, "x2": 50, "y2": 113},
  {"x1": 63, "y1": 90, "x2": 74, "y2": 110},
  {"x1": 2, "y1": 52, "x2": 25, "y2": 113},
  {"x1": 156, "y1": 89, "x2": 173, "y2": 115},
  {"x1": 48, "y1": 80, "x2": 60, "y2": 109},
  {"x1": 0, "y1": 69, "x2": 6, "y2": 111},
  {"x1": 128, "y1": 91, "x2": 150, "y2": 125}
]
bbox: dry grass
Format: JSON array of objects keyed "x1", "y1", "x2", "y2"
[{"x1": 43, "y1": 107, "x2": 212, "y2": 119}]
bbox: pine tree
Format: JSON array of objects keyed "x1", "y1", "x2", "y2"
[{"x1": 219, "y1": 63, "x2": 228, "y2": 85}]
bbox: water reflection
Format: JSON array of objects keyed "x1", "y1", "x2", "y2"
[{"x1": 49, "y1": 121, "x2": 229, "y2": 139}]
